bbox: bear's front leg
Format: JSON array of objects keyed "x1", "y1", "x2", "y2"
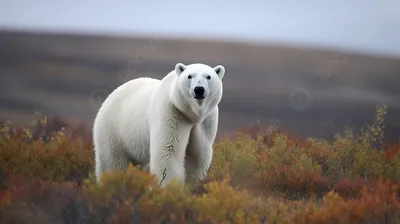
[
  {"x1": 185, "y1": 126, "x2": 214, "y2": 187},
  {"x1": 149, "y1": 119, "x2": 192, "y2": 188},
  {"x1": 185, "y1": 109, "x2": 218, "y2": 187}
]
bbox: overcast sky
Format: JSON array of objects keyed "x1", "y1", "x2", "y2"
[{"x1": 1, "y1": 0, "x2": 400, "y2": 57}]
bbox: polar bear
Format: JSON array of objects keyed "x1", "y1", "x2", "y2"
[{"x1": 92, "y1": 62, "x2": 225, "y2": 188}]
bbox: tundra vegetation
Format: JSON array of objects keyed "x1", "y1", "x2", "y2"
[{"x1": 0, "y1": 104, "x2": 399, "y2": 223}]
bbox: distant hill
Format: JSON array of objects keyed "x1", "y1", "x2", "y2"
[{"x1": 1, "y1": 30, "x2": 399, "y2": 143}]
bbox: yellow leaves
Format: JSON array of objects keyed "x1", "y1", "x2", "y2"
[
  {"x1": 359, "y1": 104, "x2": 387, "y2": 149},
  {"x1": 209, "y1": 133, "x2": 263, "y2": 185},
  {"x1": 40, "y1": 116, "x2": 47, "y2": 126},
  {"x1": 0, "y1": 123, "x2": 11, "y2": 140},
  {"x1": 195, "y1": 176, "x2": 269, "y2": 224}
]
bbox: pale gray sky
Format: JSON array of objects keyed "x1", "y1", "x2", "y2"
[{"x1": 1, "y1": 0, "x2": 400, "y2": 57}]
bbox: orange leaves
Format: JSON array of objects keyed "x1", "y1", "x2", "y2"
[
  {"x1": 386, "y1": 142, "x2": 400, "y2": 159},
  {"x1": 0, "y1": 190, "x2": 11, "y2": 206},
  {"x1": 0, "y1": 117, "x2": 94, "y2": 185},
  {"x1": 291, "y1": 179, "x2": 400, "y2": 224}
]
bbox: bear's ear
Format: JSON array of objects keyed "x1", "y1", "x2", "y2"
[
  {"x1": 175, "y1": 63, "x2": 186, "y2": 76},
  {"x1": 213, "y1": 65, "x2": 225, "y2": 80}
]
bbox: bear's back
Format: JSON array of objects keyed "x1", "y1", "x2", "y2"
[{"x1": 93, "y1": 77, "x2": 160, "y2": 156}]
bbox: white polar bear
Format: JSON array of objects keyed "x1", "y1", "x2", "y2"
[{"x1": 92, "y1": 62, "x2": 225, "y2": 188}]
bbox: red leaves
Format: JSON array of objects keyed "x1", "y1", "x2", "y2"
[
  {"x1": 386, "y1": 142, "x2": 400, "y2": 159},
  {"x1": 331, "y1": 177, "x2": 370, "y2": 199}
]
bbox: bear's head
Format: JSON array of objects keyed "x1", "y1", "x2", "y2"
[{"x1": 172, "y1": 62, "x2": 225, "y2": 121}]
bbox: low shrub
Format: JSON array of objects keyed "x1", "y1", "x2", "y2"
[
  {"x1": 0, "y1": 116, "x2": 94, "y2": 188},
  {"x1": 0, "y1": 104, "x2": 399, "y2": 223}
]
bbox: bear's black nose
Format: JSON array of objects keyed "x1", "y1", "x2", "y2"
[{"x1": 194, "y1": 86, "x2": 205, "y2": 98}]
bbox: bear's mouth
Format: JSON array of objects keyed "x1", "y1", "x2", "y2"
[{"x1": 194, "y1": 96, "x2": 205, "y2": 100}]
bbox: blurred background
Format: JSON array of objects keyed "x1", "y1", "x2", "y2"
[{"x1": 0, "y1": 0, "x2": 399, "y2": 143}]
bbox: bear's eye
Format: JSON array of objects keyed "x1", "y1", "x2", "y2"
[
  {"x1": 206, "y1": 75, "x2": 211, "y2": 80},
  {"x1": 188, "y1": 75, "x2": 192, "y2": 79}
]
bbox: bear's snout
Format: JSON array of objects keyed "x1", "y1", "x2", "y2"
[{"x1": 194, "y1": 86, "x2": 205, "y2": 99}]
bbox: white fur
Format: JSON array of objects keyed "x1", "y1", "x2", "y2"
[{"x1": 92, "y1": 63, "x2": 225, "y2": 187}]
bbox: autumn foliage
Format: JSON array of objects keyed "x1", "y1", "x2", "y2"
[{"x1": 0, "y1": 104, "x2": 399, "y2": 223}]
